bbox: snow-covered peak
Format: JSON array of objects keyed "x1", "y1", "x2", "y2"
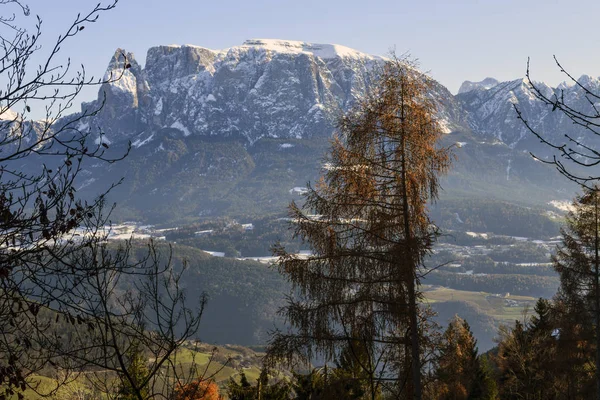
[
  {"x1": 164, "y1": 43, "x2": 213, "y2": 50},
  {"x1": 576, "y1": 74, "x2": 600, "y2": 88},
  {"x1": 149, "y1": 43, "x2": 219, "y2": 55},
  {"x1": 144, "y1": 44, "x2": 219, "y2": 83},
  {"x1": 82, "y1": 39, "x2": 398, "y2": 144},
  {"x1": 0, "y1": 108, "x2": 18, "y2": 121},
  {"x1": 102, "y1": 48, "x2": 141, "y2": 95},
  {"x1": 557, "y1": 80, "x2": 575, "y2": 90},
  {"x1": 238, "y1": 39, "x2": 384, "y2": 61},
  {"x1": 458, "y1": 77, "x2": 500, "y2": 94}
]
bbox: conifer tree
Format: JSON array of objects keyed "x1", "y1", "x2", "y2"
[
  {"x1": 527, "y1": 299, "x2": 559, "y2": 398},
  {"x1": 117, "y1": 345, "x2": 150, "y2": 400},
  {"x1": 434, "y1": 316, "x2": 482, "y2": 400},
  {"x1": 226, "y1": 372, "x2": 254, "y2": 400},
  {"x1": 553, "y1": 187, "x2": 600, "y2": 398},
  {"x1": 492, "y1": 189, "x2": 600, "y2": 399},
  {"x1": 494, "y1": 300, "x2": 560, "y2": 399},
  {"x1": 292, "y1": 364, "x2": 375, "y2": 400},
  {"x1": 552, "y1": 299, "x2": 593, "y2": 398},
  {"x1": 226, "y1": 370, "x2": 291, "y2": 400},
  {"x1": 334, "y1": 339, "x2": 375, "y2": 398},
  {"x1": 268, "y1": 56, "x2": 452, "y2": 400},
  {"x1": 476, "y1": 356, "x2": 499, "y2": 400},
  {"x1": 495, "y1": 321, "x2": 532, "y2": 399}
]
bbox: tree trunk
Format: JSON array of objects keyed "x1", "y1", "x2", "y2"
[
  {"x1": 400, "y1": 101, "x2": 422, "y2": 400},
  {"x1": 408, "y1": 275, "x2": 421, "y2": 400}
]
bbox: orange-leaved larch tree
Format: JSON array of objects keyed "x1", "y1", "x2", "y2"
[
  {"x1": 268, "y1": 55, "x2": 452, "y2": 400},
  {"x1": 174, "y1": 378, "x2": 221, "y2": 400}
]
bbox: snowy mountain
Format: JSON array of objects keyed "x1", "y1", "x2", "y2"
[
  {"x1": 457, "y1": 75, "x2": 600, "y2": 152},
  {"x1": 458, "y1": 77, "x2": 500, "y2": 94},
  {"x1": 80, "y1": 39, "x2": 390, "y2": 146},
  {"x1": 76, "y1": 39, "x2": 477, "y2": 147},
  {"x1": 63, "y1": 40, "x2": 594, "y2": 222}
]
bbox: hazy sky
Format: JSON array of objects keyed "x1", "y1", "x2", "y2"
[{"x1": 17, "y1": 0, "x2": 600, "y2": 101}]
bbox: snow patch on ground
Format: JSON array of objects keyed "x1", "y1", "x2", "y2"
[
  {"x1": 202, "y1": 250, "x2": 225, "y2": 257},
  {"x1": 170, "y1": 121, "x2": 191, "y2": 136},
  {"x1": 466, "y1": 232, "x2": 488, "y2": 239},
  {"x1": 132, "y1": 133, "x2": 154, "y2": 148},
  {"x1": 289, "y1": 187, "x2": 308, "y2": 195},
  {"x1": 455, "y1": 213, "x2": 464, "y2": 224},
  {"x1": 279, "y1": 143, "x2": 294, "y2": 149},
  {"x1": 77, "y1": 178, "x2": 96, "y2": 191},
  {"x1": 549, "y1": 200, "x2": 574, "y2": 212},
  {"x1": 438, "y1": 118, "x2": 452, "y2": 134},
  {"x1": 94, "y1": 135, "x2": 111, "y2": 145},
  {"x1": 154, "y1": 98, "x2": 163, "y2": 115},
  {"x1": 510, "y1": 236, "x2": 529, "y2": 241}
]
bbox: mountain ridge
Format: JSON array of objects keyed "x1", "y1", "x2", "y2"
[
  {"x1": 78, "y1": 39, "x2": 388, "y2": 146},
  {"x1": 458, "y1": 77, "x2": 500, "y2": 94},
  {"x1": 44, "y1": 39, "x2": 589, "y2": 222}
]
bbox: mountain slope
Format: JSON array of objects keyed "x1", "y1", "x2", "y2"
[
  {"x1": 63, "y1": 39, "x2": 587, "y2": 223},
  {"x1": 81, "y1": 40, "x2": 389, "y2": 145}
]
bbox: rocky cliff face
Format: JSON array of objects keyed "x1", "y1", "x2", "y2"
[
  {"x1": 456, "y1": 75, "x2": 600, "y2": 153},
  {"x1": 458, "y1": 77, "x2": 500, "y2": 94},
  {"x1": 457, "y1": 78, "x2": 554, "y2": 148},
  {"x1": 64, "y1": 39, "x2": 596, "y2": 221},
  {"x1": 84, "y1": 39, "x2": 600, "y2": 153},
  {"x1": 81, "y1": 40, "x2": 404, "y2": 146},
  {"x1": 77, "y1": 39, "x2": 479, "y2": 150}
]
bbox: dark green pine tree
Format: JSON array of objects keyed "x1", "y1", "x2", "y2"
[
  {"x1": 529, "y1": 298, "x2": 553, "y2": 335},
  {"x1": 293, "y1": 358, "x2": 379, "y2": 400},
  {"x1": 495, "y1": 300, "x2": 561, "y2": 399},
  {"x1": 227, "y1": 371, "x2": 254, "y2": 400},
  {"x1": 117, "y1": 345, "x2": 150, "y2": 400},
  {"x1": 227, "y1": 369, "x2": 291, "y2": 400},
  {"x1": 257, "y1": 368, "x2": 292, "y2": 400},
  {"x1": 334, "y1": 339, "x2": 375, "y2": 399},
  {"x1": 495, "y1": 320, "x2": 531, "y2": 399},
  {"x1": 293, "y1": 369, "x2": 326, "y2": 400},
  {"x1": 473, "y1": 355, "x2": 498, "y2": 400},
  {"x1": 553, "y1": 187, "x2": 600, "y2": 399},
  {"x1": 527, "y1": 298, "x2": 559, "y2": 398}
]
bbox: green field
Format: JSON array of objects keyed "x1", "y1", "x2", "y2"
[
  {"x1": 13, "y1": 343, "x2": 270, "y2": 399},
  {"x1": 423, "y1": 285, "x2": 537, "y2": 322}
]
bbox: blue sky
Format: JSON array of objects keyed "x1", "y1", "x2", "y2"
[{"x1": 18, "y1": 0, "x2": 600, "y2": 101}]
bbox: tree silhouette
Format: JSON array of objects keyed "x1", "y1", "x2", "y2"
[{"x1": 0, "y1": 2, "x2": 205, "y2": 398}]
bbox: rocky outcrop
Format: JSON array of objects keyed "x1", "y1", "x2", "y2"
[
  {"x1": 457, "y1": 75, "x2": 600, "y2": 152},
  {"x1": 79, "y1": 40, "x2": 399, "y2": 145},
  {"x1": 61, "y1": 39, "x2": 591, "y2": 221},
  {"x1": 458, "y1": 77, "x2": 499, "y2": 94}
]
